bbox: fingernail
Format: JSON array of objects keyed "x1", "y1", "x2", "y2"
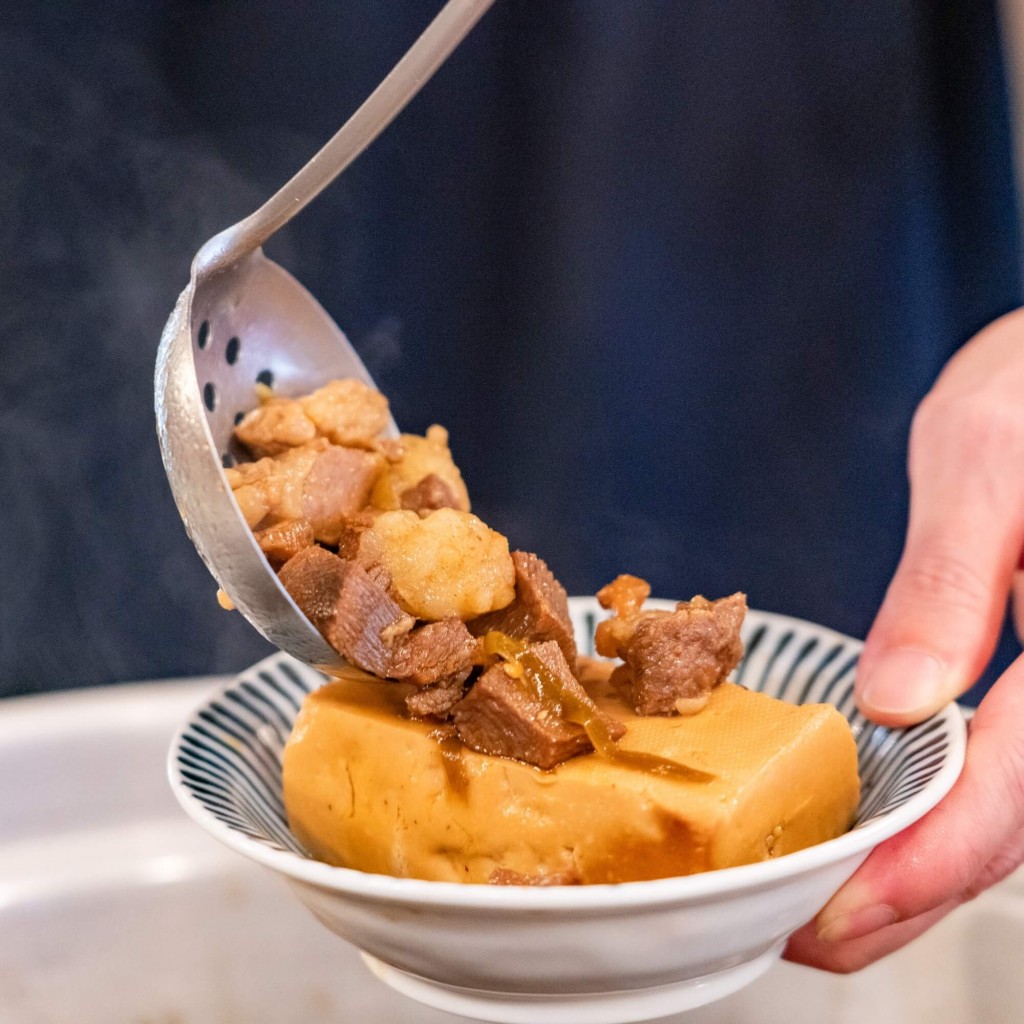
[
  {"x1": 858, "y1": 647, "x2": 947, "y2": 718},
  {"x1": 817, "y1": 903, "x2": 897, "y2": 944}
]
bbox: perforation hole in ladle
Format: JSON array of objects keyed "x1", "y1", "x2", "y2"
[
  {"x1": 197, "y1": 320, "x2": 210, "y2": 350},
  {"x1": 224, "y1": 410, "x2": 247, "y2": 469},
  {"x1": 203, "y1": 382, "x2": 217, "y2": 412},
  {"x1": 225, "y1": 336, "x2": 240, "y2": 365}
]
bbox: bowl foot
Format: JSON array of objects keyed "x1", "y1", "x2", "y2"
[{"x1": 361, "y1": 941, "x2": 785, "y2": 1024}]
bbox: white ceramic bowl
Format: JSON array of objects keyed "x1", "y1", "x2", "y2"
[{"x1": 169, "y1": 600, "x2": 966, "y2": 1024}]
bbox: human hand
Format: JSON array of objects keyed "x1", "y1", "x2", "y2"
[{"x1": 785, "y1": 308, "x2": 1024, "y2": 972}]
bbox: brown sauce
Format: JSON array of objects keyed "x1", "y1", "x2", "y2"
[
  {"x1": 483, "y1": 632, "x2": 715, "y2": 783},
  {"x1": 429, "y1": 728, "x2": 471, "y2": 799}
]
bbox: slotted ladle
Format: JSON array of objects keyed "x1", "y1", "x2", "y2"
[{"x1": 155, "y1": 0, "x2": 495, "y2": 669}]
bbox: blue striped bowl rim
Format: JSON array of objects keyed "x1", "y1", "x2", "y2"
[{"x1": 168, "y1": 600, "x2": 967, "y2": 908}]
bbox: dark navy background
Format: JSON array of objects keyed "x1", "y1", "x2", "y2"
[{"x1": 1, "y1": 1, "x2": 1020, "y2": 700}]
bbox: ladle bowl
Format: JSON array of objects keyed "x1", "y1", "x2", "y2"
[{"x1": 155, "y1": 0, "x2": 494, "y2": 669}]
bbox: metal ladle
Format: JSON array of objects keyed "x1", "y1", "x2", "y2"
[{"x1": 155, "y1": 0, "x2": 495, "y2": 669}]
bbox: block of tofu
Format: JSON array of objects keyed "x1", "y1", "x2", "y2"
[{"x1": 282, "y1": 674, "x2": 859, "y2": 885}]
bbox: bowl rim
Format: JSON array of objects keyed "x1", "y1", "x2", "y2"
[{"x1": 168, "y1": 606, "x2": 967, "y2": 911}]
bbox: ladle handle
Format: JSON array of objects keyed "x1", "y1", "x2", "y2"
[{"x1": 193, "y1": 0, "x2": 495, "y2": 279}]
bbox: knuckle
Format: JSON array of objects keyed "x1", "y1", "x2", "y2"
[
  {"x1": 912, "y1": 391, "x2": 1024, "y2": 460},
  {"x1": 943, "y1": 726, "x2": 1024, "y2": 903},
  {"x1": 962, "y1": 869, "x2": 999, "y2": 904},
  {"x1": 960, "y1": 844, "x2": 1018, "y2": 902},
  {"x1": 960, "y1": 878, "x2": 987, "y2": 904},
  {"x1": 970, "y1": 830, "x2": 1024, "y2": 895},
  {"x1": 894, "y1": 550, "x2": 992, "y2": 614},
  {"x1": 947, "y1": 855, "x2": 986, "y2": 904},
  {"x1": 995, "y1": 728, "x2": 1024, "y2": 817},
  {"x1": 971, "y1": 716, "x2": 1024, "y2": 813}
]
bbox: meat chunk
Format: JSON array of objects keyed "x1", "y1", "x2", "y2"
[
  {"x1": 389, "y1": 618, "x2": 480, "y2": 686},
  {"x1": 529, "y1": 640, "x2": 623, "y2": 743},
  {"x1": 278, "y1": 548, "x2": 478, "y2": 687},
  {"x1": 234, "y1": 378, "x2": 389, "y2": 457},
  {"x1": 284, "y1": 441, "x2": 383, "y2": 545},
  {"x1": 453, "y1": 663, "x2": 591, "y2": 770},
  {"x1": 597, "y1": 582, "x2": 747, "y2": 716},
  {"x1": 254, "y1": 518, "x2": 314, "y2": 569},
  {"x1": 225, "y1": 439, "x2": 384, "y2": 544},
  {"x1": 278, "y1": 547, "x2": 412, "y2": 677},
  {"x1": 452, "y1": 640, "x2": 621, "y2": 770},
  {"x1": 400, "y1": 473, "x2": 462, "y2": 514},
  {"x1": 468, "y1": 551, "x2": 577, "y2": 669},
  {"x1": 404, "y1": 673, "x2": 472, "y2": 720},
  {"x1": 332, "y1": 509, "x2": 377, "y2": 561}
]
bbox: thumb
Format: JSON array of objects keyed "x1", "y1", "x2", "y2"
[{"x1": 857, "y1": 392, "x2": 1024, "y2": 726}]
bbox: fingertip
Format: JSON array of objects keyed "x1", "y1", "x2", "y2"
[
  {"x1": 815, "y1": 902, "x2": 897, "y2": 944},
  {"x1": 785, "y1": 902, "x2": 960, "y2": 974},
  {"x1": 855, "y1": 646, "x2": 953, "y2": 726}
]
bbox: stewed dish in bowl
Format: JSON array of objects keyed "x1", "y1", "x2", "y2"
[{"x1": 169, "y1": 379, "x2": 965, "y2": 1022}]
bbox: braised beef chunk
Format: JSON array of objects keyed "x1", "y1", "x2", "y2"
[
  {"x1": 297, "y1": 442, "x2": 383, "y2": 544},
  {"x1": 489, "y1": 867, "x2": 581, "y2": 886},
  {"x1": 254, "y1": 518, "x2": 314, "y2": 569},
  {"x1": 452, "y1": 640, "x2": 619, "y2": 769},
  {"x1": 399, "y1": 473, "x2": 461, "y2": 514},
  {"x1": 389, "y1": 618, "x2": 479, "y2": 686},
  {"x1": 225, "y1": 439, "x2": 383, "y2": 543},
  {"x1": 468, "y1": 551, "x2": 577, "y2": 669},
  {"x1": 278, "y1": 547, "x2": 412, "y2": 676},
  {"x1": 278, "y1": 547, "x2": 477, "y2": 687},
  {"x1": 333, "y1": 509, "x2": 376, "y2": 561},
  {"x1": 611, "y1": 593, "x2": 747, "y2": 716},
  {"x1": 530, "y1": 640, "x2": 625, "y2": 741},
  {"x1": 404, "y1": 671, "x2": 472, "y2": 719},
  {"x1": 453, "y1": 663, "x2": 592, "y2": 769}
]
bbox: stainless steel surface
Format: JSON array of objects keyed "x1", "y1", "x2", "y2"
[{"x1": 155, "y1": 0, "x2": 495, "y2": 669}]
